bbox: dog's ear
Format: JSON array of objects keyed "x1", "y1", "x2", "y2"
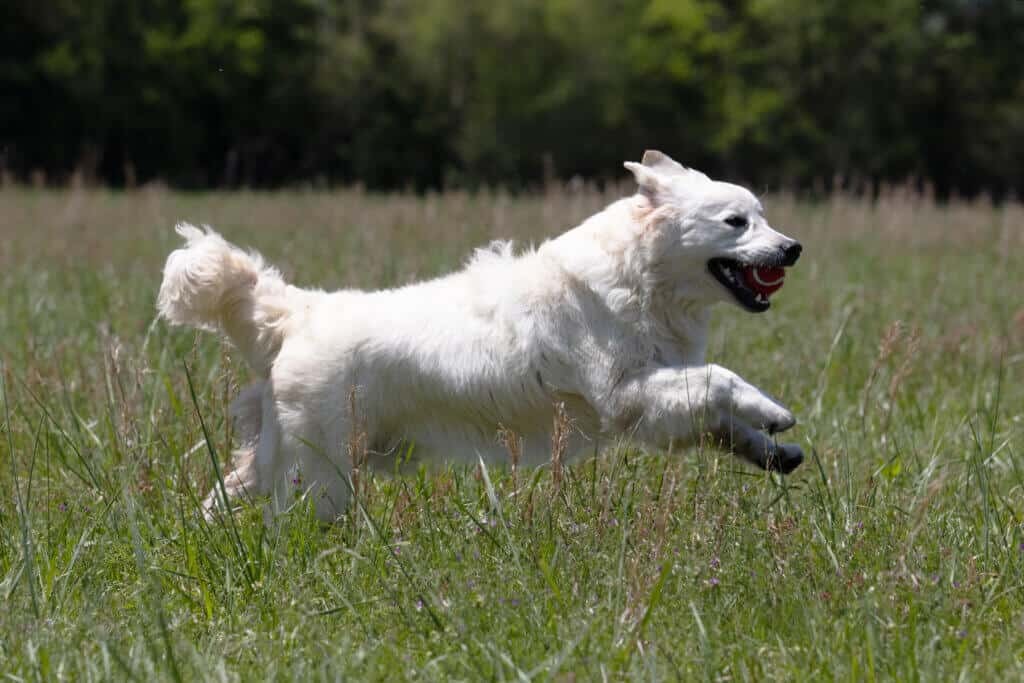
[
  {"x1": 624, "y1": 160, "x2": 669, "y2": 203},
  {"x1": 626, "y1": 152, "x2": 714, "y2": 202},
  {"x1": 642, "y1": 150, "x2": 712, "y2": 184},
  {"x1": 642, "y1": 150, "x2": 685, "y2": 174}
]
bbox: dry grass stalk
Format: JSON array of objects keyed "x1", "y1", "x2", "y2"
[
  {"x1": 654, "y1": 469, "x2": 676, "y2": 541},
  {"x1": 220, "y1": 342, "x2": 236, "y2": 456},
  {"x1": 347, "y1": 385, "x2": 369, "y2": 506},
  {"x1": 551, "y1": 401, "x2": 569, "y2": 494},
  {"x1": 859, "y1": 320, "x2": 905, "y2": 431},
  {"x1": 888, "y1": 324, "x2": 922, "y2": 400},
  {"x1": 497, "y1": 424, "x2": 521, "y2": 488}
]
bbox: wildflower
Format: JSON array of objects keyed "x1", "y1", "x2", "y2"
[
  {"x1": 957, "y1": 630, "x2": 967, "y2": 639},
  {"x1": 58, "y1": 502, "x2": 68, "y2": 512},
  {"x1": 709, "y1": 577, "x2": 720, "y2": 587},
  {"x1": 415, "y1": 599, "x2": 423, "y2": 612},
  {"x1": 710, "y1": 557, "x2": 720, "y2": 569}
]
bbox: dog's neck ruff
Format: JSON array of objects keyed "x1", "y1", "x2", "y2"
[
  {"x1": 543, "y1": 197, "x2": 712, "y2": 367},
  {"x1": 664, "y1": 302, "x2": 711, "y2": 363}
]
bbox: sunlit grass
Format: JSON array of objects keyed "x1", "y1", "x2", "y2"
[{"x1": 1, "y1": 186, "x2": 1023, "y2": 680}]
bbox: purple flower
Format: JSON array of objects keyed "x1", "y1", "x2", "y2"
[
  {"x1": 510, "y1": 598, "x2": 520, "y2": 607},
  {"x1": 415, "y1": 599, "x2": 423, "y2": 611},
  {"x1": 58, "y1": 502, "x2": 68, "y2": 512},
  {"x1": 710, "y1": 557, "x2": 720, "y2": 569},
  {"x1": 292, "y1": 477, "x2": 301, "y2": 485},
  {"x1": 931, "y1": 574, "x2": 940, "y2": 584},
  {"x1": 709, "y1": 577, "x2": 720, "y2": 587},
  {"x1": 953, "y1": 581, "x2": 961, "y2": 589},
  {"x1": 957, "y1": 630, "x2": 967, "y2": 639}
]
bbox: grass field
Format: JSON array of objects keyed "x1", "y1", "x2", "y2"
[{"x1": 2, "y1": 185, "x2": 1023, "y2": 680}]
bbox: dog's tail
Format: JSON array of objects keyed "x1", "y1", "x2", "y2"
[{"x1": 157, "y1": 223, "x2": 295, "y2": 375}]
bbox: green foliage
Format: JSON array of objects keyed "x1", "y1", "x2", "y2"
[{"x1": 1, "y1": 0, "x2": 1023, "y2": 192}]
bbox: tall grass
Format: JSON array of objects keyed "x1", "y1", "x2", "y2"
[{"x1": 1, "y1": 186, "x2": 1023, "y2": 680}]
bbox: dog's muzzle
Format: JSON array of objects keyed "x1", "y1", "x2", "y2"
[{"x1": 708, "y1": 241, "x2": 801, "y2": 313}]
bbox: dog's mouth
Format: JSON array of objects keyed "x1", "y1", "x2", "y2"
[{"x1": 708, "y1": 258, "x2": 787, "y2": 313}]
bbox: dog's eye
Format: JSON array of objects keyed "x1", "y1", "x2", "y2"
[{"x1": 724, "y1": 215, "x2": 748, "y2": 229}]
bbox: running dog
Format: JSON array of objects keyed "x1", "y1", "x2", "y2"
[{"x1": 158, "y1": 150, "x2": 804, "y2": 520}]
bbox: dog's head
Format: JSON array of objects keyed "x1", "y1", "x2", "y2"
[{"x1": 625, "y1": 150, "x2": 801, "y2": 313}]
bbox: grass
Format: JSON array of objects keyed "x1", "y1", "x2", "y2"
[{"x1": 1, "y1": 185, "x2": 1024, "y2": 680}]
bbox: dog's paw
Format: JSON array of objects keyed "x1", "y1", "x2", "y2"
[
  {"x1": 713, "y1": 367, "x2": 796, "y2": 434},
  {"x1": 765, "y1": 443, "x2": 803, "y2": 474},
  {"x1": 734, "y1": 390, "x2": 795, "y2": 434}
]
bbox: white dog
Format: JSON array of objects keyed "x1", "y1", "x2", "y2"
[{"x1": 158, "y1": 150, "x2": 804, "y2": 521}]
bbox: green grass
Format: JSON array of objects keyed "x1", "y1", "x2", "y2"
[{"x1": 2, "y1": 186, "x2": 1024, "y2": 680}]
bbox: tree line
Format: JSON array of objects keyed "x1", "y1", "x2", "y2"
[{"x1": 3, "y1": 0, "x2": 1022, "y2": 195}]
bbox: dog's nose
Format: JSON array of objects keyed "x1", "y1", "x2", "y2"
[{"x1": 781, "y1": 241, "x2": 802, "y2": 266}]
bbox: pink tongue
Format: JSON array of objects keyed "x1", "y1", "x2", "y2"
[{"x1": 742, "y1": 265, "x2": 786, "y2": 297}]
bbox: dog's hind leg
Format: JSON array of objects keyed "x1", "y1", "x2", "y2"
[
  {"x1": 202, "y1": 382, "x2": 280, "y2": 519},
  {"x1": 201, "y1": 446, "x2": 263, "y2": 518},
  {"x1": 284, "y1": 429, "x2": 353, "y2": 523}
]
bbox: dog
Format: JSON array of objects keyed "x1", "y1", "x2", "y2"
[{"x1": 157, "y1": 150, "x2": 804, "y2": 521}]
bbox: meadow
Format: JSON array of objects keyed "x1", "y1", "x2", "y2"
[{"x1": 1, "y1": 185, "x2": 1023, "y2": 680}]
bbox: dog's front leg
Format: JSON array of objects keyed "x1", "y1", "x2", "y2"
[
  {"x1": 613, "y1": 365, "x2": 803, "y2": 473},
  {"x1": 707, "y1": 415, "x2": 805, "y2": 474}
]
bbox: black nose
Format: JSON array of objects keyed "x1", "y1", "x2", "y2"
[{"x1": 781, "y1": 241, "x2": 802, "y2": 266}]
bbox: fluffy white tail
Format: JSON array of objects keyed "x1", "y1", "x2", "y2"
[{"x1": 157, "y1": 223, "x2": 293, "y2": 375}]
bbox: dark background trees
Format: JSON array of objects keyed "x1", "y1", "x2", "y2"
[{"x1": 2, "y1": 0, "x2": 1022, "y2": 195}]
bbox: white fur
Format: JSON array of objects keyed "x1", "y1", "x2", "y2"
[{"x1": 157, "y1": 150, "x2": 804, "y2": 521}]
